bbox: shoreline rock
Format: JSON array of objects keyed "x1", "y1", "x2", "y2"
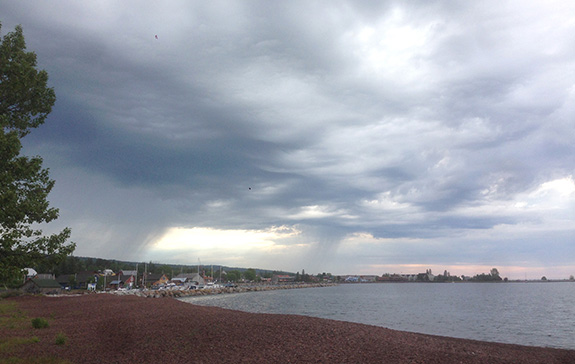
[{"x1": 106, "y1": 282, "x2": 337, "y2": 298}]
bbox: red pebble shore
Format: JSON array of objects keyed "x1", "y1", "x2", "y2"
[{"x1": 3, "y1": 294, "x2": 575, "y2": 364}]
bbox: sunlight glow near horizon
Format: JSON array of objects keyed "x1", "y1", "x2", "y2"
[
  {"x1": 141, "y1": 177, "x2": 574, "y2": 277},
  {"x1": 151, "y1": 226, "x2": 300, "y2": 251},
  {"x1": 144, "y1": 226, "x2": 307, "y2": 268}
]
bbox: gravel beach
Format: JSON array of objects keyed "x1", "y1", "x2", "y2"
[{"x1": 4, "y1": 294, "x2": 574, "y2": 364}]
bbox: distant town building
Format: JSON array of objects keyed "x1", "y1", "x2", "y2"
[
  {"x1": 173, "y1": 273, "x2": 205, "y2": 287},
  {"x1": 21, "y1": 278, "x2": 62, "y2": 295},
  {"x1": 272, "y1": 275, "x2": 295, "y2": 284},
  {"x1": 119, "y1": 270, "x2": 137, "y2": 277},
  {"x1": 399, "y1": 274, "x2": 418, "y2": 282},
  {"x1": 360, "y1": 275, "x2": 377, "y2": 283},
  {"x1": 141, "y1": 273, "x2": 170, "y2": 288}
]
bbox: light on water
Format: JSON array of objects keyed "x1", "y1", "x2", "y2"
[{"x1": 180, "y1": 282, "x2": 575, "y2": 350}]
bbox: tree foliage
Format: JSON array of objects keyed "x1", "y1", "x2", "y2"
[
  {"x1": 243, "y1": 268, "x2": 256, "y2": 282},
  {"x1": 471, "y1": 268, "x2": 503, "y2": 282},
  {"x1": 226, "y1": 270, "x2": 241, "y2": 282},
  {"x1": 0, "y1": 23, "x2": 75, "y2": 287}
]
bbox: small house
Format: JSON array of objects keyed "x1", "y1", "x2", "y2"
[
  {"x1": 174, "y1": 273, "x2": 205, "y2": 287},
  {"x1": 21, "y1": 278, "x2": 62, "y2": 295},
  {"x1": 170, "y1": 277, "x2": 188, "y2": 286},
  {"x1": 141, "y1": 273, "x2": 170, "y2": 288},
  {"x1": 119, "y1": 270, "x2": 137, "y2": 277},
  {"x1": 360, "y1": 275, "x2": 377, "y2": 283},
  {"x1": 110, "y1": 274, "x2": 136, "y2": 289},
  {"x1": 56, "y1": 271, "x2": 99, "y2": 290},
  {"x1": 123, "y1": 275, "x2": 135, "y2": 289}
]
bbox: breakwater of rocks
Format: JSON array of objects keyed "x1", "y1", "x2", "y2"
[{"x1": 106, "y1": 282, "x2": 337, "y2": 298}]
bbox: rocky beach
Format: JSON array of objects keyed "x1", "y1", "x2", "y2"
[
  {"x1": 2, "y1": 294, "x2": 574, "y2": 364},
  {"x1": 109, "y1": 282, "x2": 336, "y2": 298}
]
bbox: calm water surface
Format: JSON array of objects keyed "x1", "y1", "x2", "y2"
[{"x1": 179, "y1": 282, "x2": 575, "y2": 350}]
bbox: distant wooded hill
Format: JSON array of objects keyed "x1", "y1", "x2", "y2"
[{"x1": 34, "y1": 255, "x2": 293, "y2": 279}]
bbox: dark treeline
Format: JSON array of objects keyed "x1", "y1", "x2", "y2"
[
  {"x1": 35, "y1": 256, "x2": 288, "y2": 280},
  {"x1": 469, "y1": 268, "x2": 504, "y2": 282}
]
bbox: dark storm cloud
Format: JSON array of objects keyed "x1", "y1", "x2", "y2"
[{"x1": 2, "y1": 1, "x2": 574, "y2": 277}]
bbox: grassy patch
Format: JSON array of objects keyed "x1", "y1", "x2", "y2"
[
  {"x1": 0, "y1": 336, "x2": 39, "y2": 354},
  {"x1": 0, "y1": 356, "x2": 74, "y2": 364},
  {"x1": 0, "y1": 301, "x2": 17, "y2": 315},
  {"x1": 31, "y1": 318, "x2": 49, "y2": 329},
  {"x1": 0, "y1": 290, "x2": 22, "y2": 299},
  {"x1": 54, "y1": 333, "x2": 67, "y2": 346},
  {"x1": 0, "y1": 301, "x2": 73, "y2": 364},
  {"x1": 0, "y1": 302, "x2": 27, "y2": 329}
]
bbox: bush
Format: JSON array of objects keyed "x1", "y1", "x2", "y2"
[
  {"x1": 55, "y1": 332, "x2": 67, "y2": 345},
  {"x1": 31, "y1": 317, "x2": 49, "y2": 329}
]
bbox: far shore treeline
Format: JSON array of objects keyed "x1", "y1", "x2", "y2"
[{"x1": 35, "y1": 255, "x2": 291, "y2": 282}]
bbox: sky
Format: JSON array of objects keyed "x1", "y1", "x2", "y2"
[{"x1": 2, "y1": 1, "x2": 574, "y2": 279}]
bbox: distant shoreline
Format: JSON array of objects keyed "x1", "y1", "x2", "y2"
[{"x1": 57, "y1": 279, "x2": 574, "y2": 299}]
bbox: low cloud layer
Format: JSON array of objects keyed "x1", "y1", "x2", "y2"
[{"x1": 2, "y1": 1, "x2": 574, "y2": 278}]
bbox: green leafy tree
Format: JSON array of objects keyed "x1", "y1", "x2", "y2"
[
  {"x1": 243, "y1": 268, "x2": 256, "y2": 282},
  {"x1": 68, "y1": 275, "x2": 77, "y2": 288},
  {"x1": 226, "y1": 270, "x2": 240, "y2": 282},
  {"x1": 0, "y1": 24, "x2": 75, "y2": 287}
]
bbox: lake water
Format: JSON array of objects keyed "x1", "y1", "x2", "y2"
[{"x1": 179, "y1": 282, "x2": 575, "y2": 350}]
